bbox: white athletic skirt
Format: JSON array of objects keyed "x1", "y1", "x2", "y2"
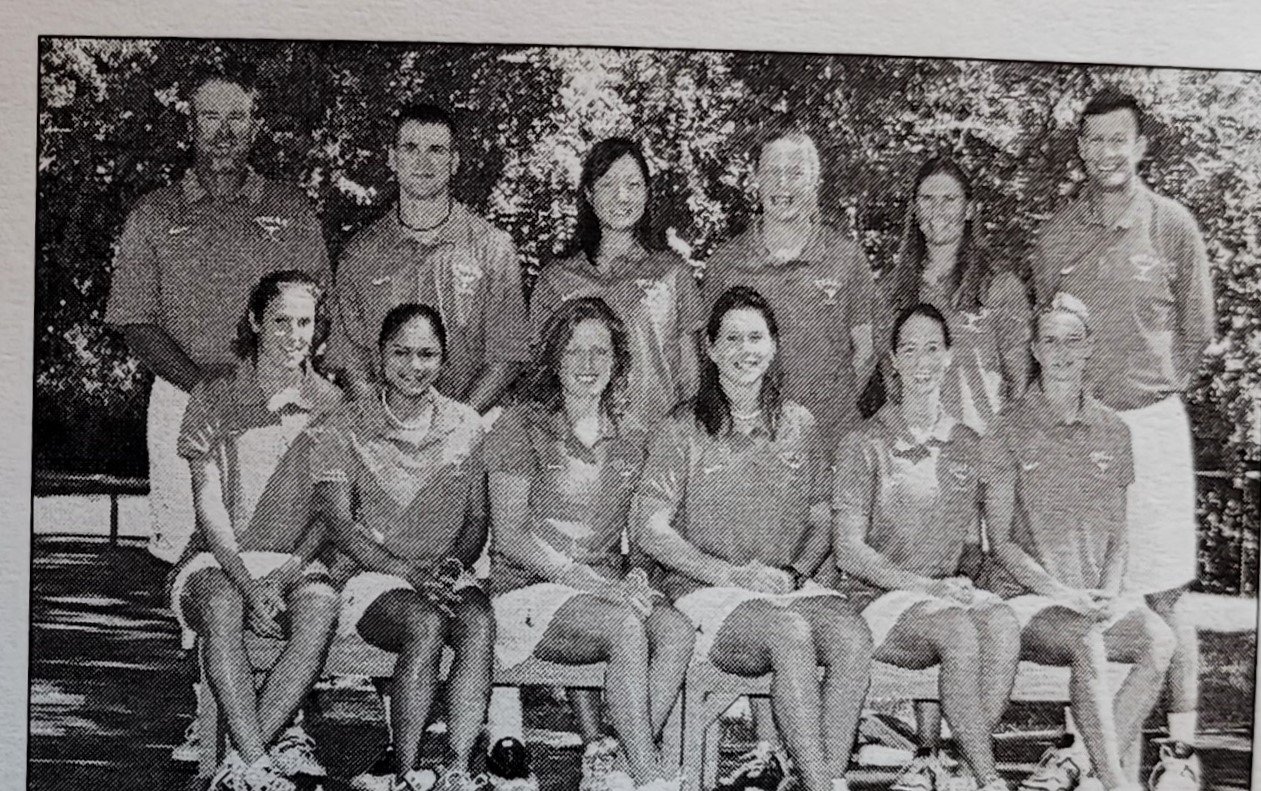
[
  {"x1": 1118, "y1": 395, "x2": 1198, "y2": 594},
  {"x1": 491, "y1": 582, "x2": 586, "y2": 670},
  {"x1": 169, "y1": 551, "x2": 327, "y2": 649},
  {"x1": 147, "y1": 378, "x2": 195, "y2": 563},
  {"x1": 674, "y1": 582, "x2": 844, "y2": 664},
  {"x1": 1003, "y1": 592, "x2": 1146, "y2": 631}
]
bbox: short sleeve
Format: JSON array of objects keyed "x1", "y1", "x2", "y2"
[
  {"x1": 325, "y1": 264, "x2": 372, "y2": 372},
  {"x1": 484, "y1": 231, "x2": 531, "y2": 365},
  {"x1": 484, "y1": 407, "x2": 536, "y2": 476},
  {"x1": 176, "y1": 381, "x2": 220, "y2": 460},
  {"x1": 307, "y1": 421, "x2": 353, "y2": 484},
  {"x1": 635, "y1": 416, "x2": 692, "y2": 510},
  {"x1": 845, "y1": 242, "x2": 879, "y2": 331},
  {"x1": 830, "y1": 431, "x2": 875, "y2": 525},
  {"x1": 104, "y1": 206, "x2": 161, "y2": 327},
  {"x1": 528, "y1": 266, "x2": 563, "y2": 349},
  {"x1": 673, "y1": 260, "x2": 704, "y2": 335},
  {"x1": 800, "y1": 409, "x2": 832, "y2": 507}
]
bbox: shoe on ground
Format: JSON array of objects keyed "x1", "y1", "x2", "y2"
[
  {"x1": 212, "y1": 752, "x2": 297, "y2": 791},
  {"x1": 713, "y1": 741, "x2": 787, "y2": 791},
  {"x1": 636, "y1": 774, "x2": 685, "y2": 791},
  {"x1": 269, "y1": 725, "x2": 326, "y2": 777},
  {"x1": 1019, "y1": 738, "x2": 1090, "y2": 791},
  {"x1": 354, "y1": 766, "x2": 442, "y2": 791},
  {"x1": 830, "y1": 779, "x2": 850, "y2": 791},
  {"x1": 975, "y1": 777, "x2": 1011, "y2": 791},
  {"x1": 580, "y1": 738, "x2": 634, "y2": 791},
  {"x1": 1148, "y1": 742, "x2": 1202, "y2": 791},
  {"x1": 856, "y1": 743, "x2": 916, "y2": 767},
  {"x1": 486, "y1": 736, "x2": 540, "y2": 791},
  {"x1": 171, "y1": 721, "x2": 201, "y2": 763},
  {"x1": 891, "y1": 750, "x2": 953, "y2": 791}
]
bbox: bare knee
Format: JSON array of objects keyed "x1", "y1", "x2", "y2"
[
  {"x1": 607, "y1": 607, "x2": 650, "y2": 657},
  {"x1": 813, "y1": 603, "x2": 873, "y2": 663},
  {"x1": 399, "y1": 602, "x2": 448, "y2": 647},
  {"x1": 1140, "y1": 611, "x2": 1177, "y2": 668},
  {"x1": 974, "y1": 604, "x2": 1022, "y2": 649},
  {"x1": 766, "y1": 610, "x2": 815, "y2": 667},
  {"x1": 288, "y1": 582, "x2": 340, "y2": 637},
  {"x1": 186, "y1": 572, "x2": 244, "y2": 634},
  {"x1": 924, "y1": 608, "x2": 980, "y2": 659},
  {"x1": 647, "y1": 606, "x2": 696, "y2": 656}
]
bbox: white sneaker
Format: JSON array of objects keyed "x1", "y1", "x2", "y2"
[
  {"x1": 975, "y1": 778, "x2": 1011, "y2": 791},
  {"x1": 892, "y1": 753, "x2": 952, "y2": 791},
  {"x1": 831, "y1": 779, "x2": 851, "y2": 791},
  {"x1": 1019, "y1": 741, "x2": 1090, "y2": 791},
  {"x1": 210, "y1": 752, "x2": 247, "y2": 791},
  {"x1": 580, "y1": 738, "x2": 634, "y2": 791},
  {"x1": 351, "y1": 771, "x2": 397, "y2": 791},
  {"x1": 269, "y1": 725, "x2": 326, "y2": 777},
  {"x1": 395, "y1": 767, "x2": 441, "y2": 791},
  {"x1": 237, "y1": 757, "x2": 298, "y2": 791},
  {"x1": 171, "y1": 722, "x2": 201, "y2": 763},
  {"x1": 635, "y1": 775, "x2": 684, "y2": 791},
  {"x1": 1148, "y1": 743, "x2": 1201, "y2": 791}
]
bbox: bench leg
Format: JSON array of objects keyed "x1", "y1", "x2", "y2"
[
  {"x1": 683, "y1": 687, "x2": 744, "y2": 791},
  {"x1": 661, "y1": 687, "x2": 684, "y2": 772}
]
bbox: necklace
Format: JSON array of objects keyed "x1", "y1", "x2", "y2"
[
  {"x1": 732, "y1": 407, "x2": 762, "y2": 421},
  {"x1": 397, "y1": 199, "x2": 453, "y2": 234},
  {"x1": 381, "y1": 390, "x2": 433, "y2": 430}
]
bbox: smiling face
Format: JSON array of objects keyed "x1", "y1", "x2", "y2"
[
  {"x1": 708, "y1": 307, "x2": 777, "y2": 390},
  {"x1": 754, "y1": 137, "x2": 819, "y2": 224},
  {"x1": 390, "y1": 120, "x2": 457, "y2": 201},
  {"x1": 915, "y1": 171, "x2": 971, "y2": 248},
  {"x1": 253, "y1": 284, "x2": 317, "y2": 370},
  {"x1": 891, "y1": 313, "x2": 953, "y2": 399},
  {"x1": 588, "y1": 154, "x2": 648, "y2": 234},
  {"x1": 1033, "y1": 310, "x2": 1093, "y2": 387},
  {"x1": 192, "y1": 79, "x2": 257, "y2": 173},
  {"x1": 380, "y1": 315, "x2": 444, "y2": 398},
  {"x1": 1079, "y1": 108, "x2": 1146, "y2": 193},
  {"x1": 559, "y1": 319, "x2": 614, "y2": 403}
]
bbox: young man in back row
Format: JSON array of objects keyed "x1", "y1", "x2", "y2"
[{"x1": 1027, "y1": 88, "x2": 1216, "y2": 791}]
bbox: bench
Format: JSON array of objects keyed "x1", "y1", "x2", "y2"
[
  {"x1": 197, "y1": 634, "x2": 614, "y2": 779},
  {"x1": 675, "y1": 660, "x2": 1137, "y2": 791}
]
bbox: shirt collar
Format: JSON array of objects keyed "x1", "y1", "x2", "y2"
[
  {"x1": 876, "y1": 403, "x2": 958, "y2": 448},
  {"x1": 729, "y1": 216, "x2": 829, "y2": 269},
  {"x1": 386, "y1": 200, "x2": 474, "y2": 249},
  {"x1": 1025, "y1": 385, "x2": 1103, "y2": 428},
  {"x1": 1080, "y1": 183, "x2": 1148, "y2": 231},
  {"x1": 182, "y1": 167, "x2": 265, "y2": 205},
  {"x1": 231, "y1": 362, "x2": 318, "y2": 411},
  {"x1": 364, "y1": 387, "x2": 468, "y2": 447}
]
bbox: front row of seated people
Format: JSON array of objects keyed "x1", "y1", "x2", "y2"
[{"x1": 172, "y1": 270, "x2": 1173, "y2": 791}]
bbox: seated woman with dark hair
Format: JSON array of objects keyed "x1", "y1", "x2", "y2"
[
  {"x1": 170, "y1": 270, "x2": 344, "y2": 791},
  {"x1": 636, "y1": 286, "x2": 873, "y2": 791},
  {"x1": 488, "y1": 296, "x2": 693, "y2": 791},
  {"x1": 833, "y1": 302, "x2": 1021, "y2": 791},
  {"x1": 311, "y1": 304, "x2": 492, "y2": 791}
]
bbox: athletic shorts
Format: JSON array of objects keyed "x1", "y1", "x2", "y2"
[
  {"x1": 491, "y1": 582, "x2": 585, "y2": 670},
  {"x1": 861, "y1": 589, "x2": 1004, "y2": 651},
  {"x1": 169, "y1": 551, "x2": 329, "y2": 649},
  {"x1": 674, "y1": 581, "x2": 844, "y2": 665},
  {"x1": 1118, "y1": 395, "x2": 1198, "y2": 594}
]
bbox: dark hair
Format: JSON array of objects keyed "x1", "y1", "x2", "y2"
[
  {"x1": 885, "y1": 155, "x2": 990, "y2": 315},
  {"x1": 693, "y1": 286, "x2": 786, "y2": 438},
  {"x1": 377, "y1": 303, "x2": 448, "y2": 360},
  {"x1": 232, "y1": 270, "x2": 328, "y2": 364},
  {"x1": 1080, "y1": 87, "x2": 1146, "y2": 137},
  {"x1": 393, "y1": 102, "x2": 457, "y2": 144},
  {"x1": 558, "y1": 137, "x2": 658, "y2": 264},
  {"x1": 891, "y1": 302, "x2": 953, "y2": 352},
  {"x1": 526, "y1": 297, "x2": 632, "y2": 419}
]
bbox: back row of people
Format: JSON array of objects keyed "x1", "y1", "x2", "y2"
[{"x1": 103, "y1": 69, "x2": 1213, "y2": 791}]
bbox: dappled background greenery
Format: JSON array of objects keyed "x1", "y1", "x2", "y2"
[{"x1": 35, "y1": 39, "x2": 1260, "y2": 592}]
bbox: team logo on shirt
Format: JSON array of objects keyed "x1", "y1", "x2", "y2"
[
  {"x1": 168, "y1": 225, "x2": 192, "y2": 237},
  {"x1": 948, "y1": 461, "x2": 973, "y2": 487},
  {"x1": 254, "y1": 215, "x2": 292, "y2": 241},
  {"x1": 1089, "y1": 450, "x2": 1114, "y2": 473},
  {"x1": 636, "y1": 278, "x2": 672, "y2": 330},
  {"x1": 1129, "y1": 253, "x2": 1164, "y2": 282},
  {"x1": 779, "y1": 449, "x2": 806, "y2": 471},
  {"x1": 959, "y1": 307, "x2": 991, "y2": 332},
  {"x1": 813, "y1": 278, "x2": 843, "y2": 306}
]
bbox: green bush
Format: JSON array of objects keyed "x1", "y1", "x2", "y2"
[{"x1": 35, "y1": 39, "x2": 1260, "y2": 590}]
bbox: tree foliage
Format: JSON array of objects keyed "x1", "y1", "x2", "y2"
[{"x1": 35, "y1": 38, "x2": 1260, "y2": 591}]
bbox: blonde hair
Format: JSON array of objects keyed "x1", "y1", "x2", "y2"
[{"x1": 757, "y1": 129, "x2": 821, "y2": 185}]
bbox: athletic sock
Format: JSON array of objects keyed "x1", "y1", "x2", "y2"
[{"x1": 1167, "y1": 711, "x2": 1197, "y2": 746}]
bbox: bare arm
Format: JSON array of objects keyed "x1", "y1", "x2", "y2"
[
  {"x1": 188, "y1": 457, "x2": 251, "y2": 591},
  {"x1": 985, "y1": 476, "x2": 1075, "y2": 599},
  {"x1": 638, "y1": 496, "x2": 739, "y2": 586},
  {"x1": 121, "y1": 325, "x2": 203, "y2": 392},
  {"x1": 314, "y1": 479, "x2": 415, "y2": 581},
  {"x1": 465, "y1": 362, "x2": 523, "y2": 413},
  {"x1": 832, "y1": 503, "x2": 939, "y2": 594}
]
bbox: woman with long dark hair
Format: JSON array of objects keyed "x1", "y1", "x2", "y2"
[
  {"x1": 636, "y1": 286, "x2": 872, "y2": 791},
  {"x1": 530, "y1": 137, "x2": 702, "y2": 425},
  {"x1": 834, "y1": 302, "x2": 1021, "y2": 791},
  {"x1": 489, "y1": 296, "x2": 693, "y2": 791},
  {"x1": 170, "y1": 270, "x2": 344, "y2": 791},
  {"x1": 880, "y1": 155, "x2": 1030, "y2": 435},
  {"x1": 311, "y1": 304, "x2": 492, "y2": 791}
]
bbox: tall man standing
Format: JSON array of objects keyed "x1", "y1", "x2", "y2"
[
  {"x1": 105, "y1": 68, "x2": 331, "y2": 565},
  {"x1": 1030, "y1": 88, "x2": 1215, "y2": 791},
  {"x1": 327, "y1": 103, "x2": 528, "y2": 413}
]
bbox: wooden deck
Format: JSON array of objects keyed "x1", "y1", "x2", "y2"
[{"x1": 28, "y1": 538, "x2": 1257, "y2": 791}]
